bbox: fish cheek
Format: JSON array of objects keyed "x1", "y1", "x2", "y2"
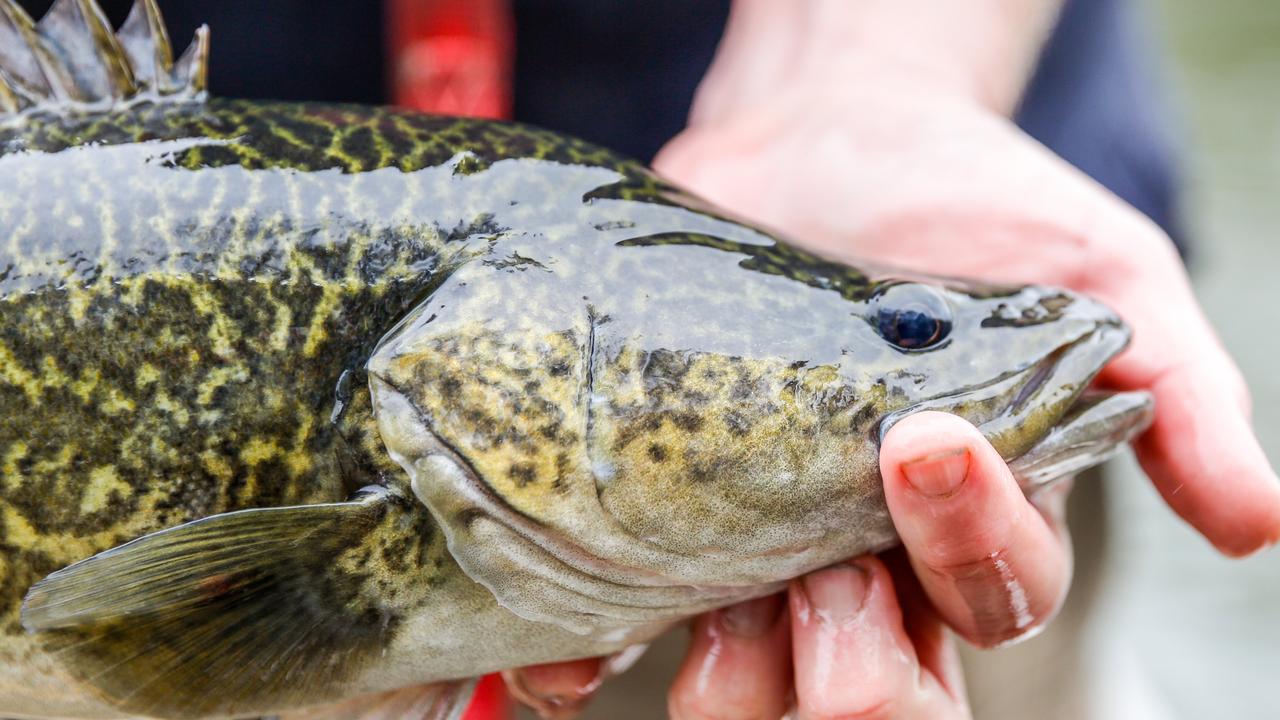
[
  {"x1": 589, "y1": 355, "x2": 863, "y2": 559},
  {"x1": 595, "y1": 415, "x2": 867, "y2": 559}
]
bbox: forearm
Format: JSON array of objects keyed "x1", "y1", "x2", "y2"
[{"x1": 694, "y1": 0, "x2": 1063, "y2": 120}]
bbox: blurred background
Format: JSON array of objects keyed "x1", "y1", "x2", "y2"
[{"x1": 1094, "y1": 0, "x2": 1280, "y2": 717}]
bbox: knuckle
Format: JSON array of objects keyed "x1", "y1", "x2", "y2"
[
  {"x1": 1097, "y1": 221, "x2": 1180, "y2": 281},
  {"x1": 914, "y1": 519, "x2": 1016, "y2": 576},
  {"x1": 927, "y1": 546, "x2": 1063, "y2": 648}
]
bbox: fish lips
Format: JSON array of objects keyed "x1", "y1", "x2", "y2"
[
  {"x1": 1008, "y1": 388, "x2": 1153, "y2": 492},
  {"x1": 880, "y1": 321, "x2": 1154, "y2": 491}
]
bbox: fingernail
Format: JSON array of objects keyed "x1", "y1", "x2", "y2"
[
  {"x1": 799, "y1": 563, "x2": 869, "y2": 624},
  {"x1": 902, "y1": 447, "x2": 970, "y2": 497},
  {"x1": 502, "y1": 665, "x2": 599, "y2": 720},
  {"x1": 718, "y1": 594, "x2": 784, "y2": 637}
]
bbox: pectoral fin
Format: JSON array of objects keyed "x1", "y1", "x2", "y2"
[{"x1": 21, "y1": 495, "x2": 416, "y2": 719}]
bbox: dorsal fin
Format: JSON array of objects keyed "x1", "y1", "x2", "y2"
[
  {"x1": 37, "y1": 0, "x2": 137, "y2": 102},
  {"x1": 0, "y1": 0, "x2": 55, "y2": 110},
  {"x1": 117, "y1": 0, "x2": 170, "y2": 90},
  {"x1": 0, "y1": 0, "x2": 207, "y2": 118}
]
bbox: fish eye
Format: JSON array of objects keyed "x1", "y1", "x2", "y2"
[{"x1": 871, "y1": 284, "x2": 953, "y2": 351}]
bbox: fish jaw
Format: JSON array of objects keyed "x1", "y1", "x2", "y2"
[{"x1": 1009, "y1": 389, "x2": 1154, "y2": 492}]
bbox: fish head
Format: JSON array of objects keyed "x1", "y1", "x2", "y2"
[
  {"x1": 861, "y1": 277, "x2": 1153, "y2": 475},
  {"x1": 365, "y1": 247, "x2": 1151, "y2": 631}
]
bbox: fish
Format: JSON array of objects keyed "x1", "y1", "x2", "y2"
[{"x1": 0, "y1": 1, "x2": 1154, "y2": 718}]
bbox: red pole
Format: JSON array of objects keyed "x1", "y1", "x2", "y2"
[
  {"x1": 386, "y1": 0, "x2": 514, "y2": 119},
  {"x1": 461, "y1": 673, "x2": 512, "y2": 720}
]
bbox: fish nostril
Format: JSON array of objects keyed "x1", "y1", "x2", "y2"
[
  {"x1": 1071, "y1": 300, "x2": 1128, "y2": 339},
  {"x1": 979, "y1": 286, "x2": 1094, "y2": 329},
  {"x1": 1032, "y1": 289, "x2": 1125, "y2": 330}
]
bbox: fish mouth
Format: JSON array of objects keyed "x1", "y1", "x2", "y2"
[
  {"x1": 883, "y1": 322, "x2": 1154, "y2": 491},
  {"x1": 981, "y1": 322, "x2": 1153, "y2": 490},
  {"x1": 1006, "y1": 388, "x2": 1153, "y2": 491}
]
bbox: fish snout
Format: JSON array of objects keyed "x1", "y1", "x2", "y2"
[{"x1": 1060, "y1": 287, "x2": 1126, "y2": 332}]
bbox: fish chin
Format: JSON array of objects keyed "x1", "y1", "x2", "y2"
[{"x1": 1009, "y1": 389, "x2": 1154, "y2": 491}]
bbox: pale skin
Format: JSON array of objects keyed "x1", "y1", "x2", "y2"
[{"x1": 508, "y1": 0, "x2": 1280, "y2": 717}]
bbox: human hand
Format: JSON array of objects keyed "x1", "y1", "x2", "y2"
[{"x1": 667, "y1": 409, "x2": 1077, "y2": 720}]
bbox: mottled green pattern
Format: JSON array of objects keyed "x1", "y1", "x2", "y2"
[
  {"x1": 0, "y1": 97, "x2": 910, "y2": 717},
  {"x1": 4, "y1": 98, "x2": 664, "y2": 181},
  {"x1": 0, "y1": 98, "x2": 699, "y2": 628},
  {"x1": 2, "y1": 101, "x2": 426, "y2": 632}
]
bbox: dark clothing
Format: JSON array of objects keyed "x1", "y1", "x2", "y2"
[
  {"x1": 511, "y1": 0, "x2": 730, "y2": 164},
  {"x1": 21, "y1": 0, "x2": 1183, "y2": 246},
  {"x1": 25, "y1": 0, "x2": 390, "y2": 105},
  {"x1": 1016, "y1": 0, "x2": 1185, "y2": 249},
  {"x1": 510, "y1": 0, "x2": 1186, "y2": 249}
]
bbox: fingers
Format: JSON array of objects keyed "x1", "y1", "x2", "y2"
[
  {"x1": 1092, "y1": 236, "x2": 1280, "y2": 556},
  {"x1": 791, "y1": 556, "x2": 967, "y2": 720},
  {"x1": 880, "y1": 550, "x2": 968, "y2": 703},
  {"x1": 1133, "y1": 359, "x2": 1280, "y2": 556},
  {"x1": 503, "y1": 658, "x2": 603, "y2": 720},
  {"x1": 881, "y1": 411, "x2": 1072, "y2": 648},
  {"x1": 668, "y1": 594, "x2": 791, "y2": 720}
]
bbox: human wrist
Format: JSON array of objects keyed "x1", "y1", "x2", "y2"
[{"x1": 699, "y1": 0, "x2": 1062, "y2": 118}]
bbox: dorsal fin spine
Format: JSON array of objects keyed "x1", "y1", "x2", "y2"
[
  {"x1": 172, "y1": 24, "x2": 208, "y2": 96},
  {"x1": 74, "y1": 0, "x2": 139, "y2": 97},
  {"x1": 118, "y1": 0, "x2": 173, "y2": 92},
  {"x1": 19, "y1": 13, "x2": 74, "y2": 104},
  {"x1": 0, "y1": 69, "x2": 21, "y2": 113},
  {"x1": 0, "y1": 1, "x2": 58, "y2": 100},
  {"x1": 0, "y1": 0, "x2": 208, "y2": 119}
]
